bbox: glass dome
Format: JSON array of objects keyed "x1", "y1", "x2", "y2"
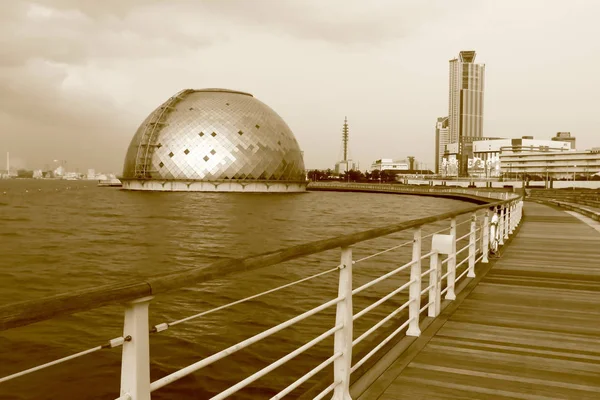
[{"x1": 121, "y1": 89, "x2": 306, "y2": 192}]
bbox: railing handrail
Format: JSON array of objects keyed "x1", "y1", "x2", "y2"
[{"x1": 0, "y1": 190, "x2": 521, "y2": 332}]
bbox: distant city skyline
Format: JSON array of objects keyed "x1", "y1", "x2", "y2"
[{"x1": 1, "y1": 0, "x2": 599, "y2": 173}]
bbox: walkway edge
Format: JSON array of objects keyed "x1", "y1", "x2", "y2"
[{"x1": 353, "y1": 212, "x2": 525, "y2": 400}]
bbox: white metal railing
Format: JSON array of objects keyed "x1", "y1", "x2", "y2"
[{"x1": 0, "y1": 192, "x2": 523, "y2": 400}]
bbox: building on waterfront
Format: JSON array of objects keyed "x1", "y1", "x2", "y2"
[
  {"x1": 369, "y1": 158, "x2": 409, "y2": 172},
  {"x1": 443, "y1": 137, "x2": 572, "y2": 178},
  {"x1": 446, "y1": 50, "x2": 485, "y2": 176},
  {"x1": 121, "y1": 88, "x2": 306, "y2": 192},
  {"x1": 435, "y1": 116, "x2": 449, "y2": 174},
  {"x1": 552, "y1": 132, "x2": 576, "y2": 149},
  {"x1": 500, "y1": 148, "x2": 600, "y2": 180}
]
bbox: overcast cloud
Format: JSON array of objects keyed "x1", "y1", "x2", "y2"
[{"x1": 1, "y1": 0, "x2": 599, "y2": 172}]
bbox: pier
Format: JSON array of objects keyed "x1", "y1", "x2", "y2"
[
  {"x1": 355, "y1": 201, "x2": 600, "y2": 399},
  {"x1": 1, "y1": 184, "x2": 599, "y2": 399}
]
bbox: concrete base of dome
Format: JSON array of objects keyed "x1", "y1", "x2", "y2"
[{"x1": 120, "y1": 179, "x2": 307, "y2": 193}]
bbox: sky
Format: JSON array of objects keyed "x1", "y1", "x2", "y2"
[{"x1": 1, "y1": 0, "x2": 599, "y2": 173}]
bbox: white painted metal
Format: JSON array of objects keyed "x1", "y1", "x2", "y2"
[
  {"x1": 313, "y1": 381, "x2": 340, "y2": 400},
  {"x1": 0, "y1": 345, "x2": 104, "y2": 384},
  {"x1": 431, "y1": 233, "x2": 455, "y2": 300},
  {"x1": 333, "y1": 247, "x2": 353, "y2": 400},
  {"x1": 211, "y1": 325, "x2": 342, "y2": 400},
  {"x1": 482, "y1": 210, "x2": 490, "y2": 263},
  {"x1": 432, "y1": 233, "x2": 454, "y2": 254},
  {"x1": 498, "y1": 205, "x2": 505, "y2": 245},
  {"x1": 164, "y1": 266, "x2": 338, "y2": 329},
  {"x1": 120, "y1": 296, "x2": 153, "y2": 400},
  {"x1": 427, "y1": 250, "x2": 442, "y2": 318},
  {"x1": 468, "y1": 213, "x2": 477, "y2": 277},
  {"x1": 448, "y1": 219, "x2": 457, "y2": 299},
  {"x1": 353, "y1": 280, "x2": 413, "y2": 321},
  {"x1": 503, "y1": 204, "x2": 510, "y2": 240},
  {"x1": 352, "y1": 259, "x2": 415, "y2": 295},
  {"x1": 353, "y1": 298, "x2": 412, "y2": 346},
  {"x1": 150, "y1": 296, "x2": 343, "y2": 391},
  {"x1": 350, "y1": 318, "x2": 412, "y2": 373},
  {"x1": 406, "y1": 229, "x2": 422, "y2": 337},
  {"x1": 271, "y1": 353, "x2": 342, "y2": 400}
]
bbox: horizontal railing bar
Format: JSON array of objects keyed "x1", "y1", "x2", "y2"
[
  {"x1": 0, "y1": 195, "x2": 520, "y2": 331},
  {"x1": 420, "y1": 284, "x2": 433, "y2": 296},
  {"x1": 455, "y1": 219, "x2": 472, "y2": 227},
  {"x1": 353, "y1": 240, "x2": 413, "y2": 264},
  {"x1": 161, "y1": 266, "x2": 339, "y2": 330},
  {"x1": 0, "y1": 345, "x2": 102, "y2": 384},
  {"x1": 420, "y1": 301, "x2": 434, "y2": 313},
  {"x1": 456, "y1": 243, "x2": 470, "y2": 256},
  {"x1": 0, "y1": 336, "x2": 126, "y2": 384},
  {"x1": 353, "y1": 280, "x2": 414, "y2": 321},
  {"x1": 422, "y1": 226, "x2": 450, "y2": 239},
  {"x1": 456, "y1": 231, "x2": 471, "y2": 241},
  {"x1": 420, "y1": 267, "x2": 434, "y2": 278},
  {"x1": 210, "y1": 325, "x2": 343, "y2": 400},
  {"x1": 352, "y1": 260, "x2": 415, "y2": 295},
  {"x1": 350, "y1": 317, "x2": 413, "y2": 373},
  {"x1": 313, "y1": 380, "x2": 340, "y2": 400},
  {"x1": 150, "y1": 296, "x2": 344, "y2": 391},
  {"x1": 270, "y1": 352, "x2": 343, "y2": 400},
  {"x1": 441, "y1": 286, "x2": 449, "y2": 296},
  {"x1": 352, "y1": 298, "x2": 412, "y2": 347},
  {"x1": 455, "y1": 257, "x2": 469, "y2": 270},
  {"x1": 456, "y1": 266, "x2": 471, "y2": 282},
  {"x1": 420, "y1": 250, "x2": 435, "y2": 260}
]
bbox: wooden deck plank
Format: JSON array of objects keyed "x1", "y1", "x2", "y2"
[{"x1": 368, "y1": 202, "x2": 600, "y2": 399}]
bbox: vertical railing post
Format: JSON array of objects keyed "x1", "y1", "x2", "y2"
[
  {"x1": 445, "y1": 218, "x2": 457, "y2": 300},
  {"x1": 120, "y1": 296, "x2": 153, "y2": 400},
  {"x1": 503, "y1": 204, "x2": 510, "y2": 241},
  {"x1": 333, "y1": 247, "x2": 353, "y2": 400},
  {"x1": 482, "y1": 210, "x2": 490, "y2": 263},
  {"x1": 508, "y1": 203, "x2": 514, "y2": 234},
  {"x1": 468, "y1": 212, "x2": 477, "y2": 277},
  {"x1": 407, "y1": 229, "x2": 422, "y2": 337},
  {"x1": 428, "y1": 251, "x2": 442, "y2": 317},
  {"x1": 498, "y1": 205, "x2": 505, "y2": 246}
]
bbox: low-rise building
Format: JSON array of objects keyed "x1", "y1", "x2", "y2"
[
  {"x1": 500, "y1": 148, "x2": 600, "y2": 180},
  {"x1": 369, "y1": 159, "x2": 409, "y2": 172}
]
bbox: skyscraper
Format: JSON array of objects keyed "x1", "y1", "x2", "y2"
[{"x1": 447, "y1": 50, "x2": 485, "y2": 175}]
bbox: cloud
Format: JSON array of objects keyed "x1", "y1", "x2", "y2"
[
  {"x1": 200, "y1": 0, "x2": 456, "y2": 46},
  {"x1": 0, "y1": 0, "x2": 473, "y2": 172}
]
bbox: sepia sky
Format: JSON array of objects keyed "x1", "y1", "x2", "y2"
[{"x1": 1, "y1": 0, "x2": 599, "y2": 173}]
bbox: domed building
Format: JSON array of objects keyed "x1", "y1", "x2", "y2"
[{"x1": 121, "y1": 89, "x2": 307, "y2": 192}]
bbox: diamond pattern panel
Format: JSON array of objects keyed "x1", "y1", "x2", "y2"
[{"x1": 122, "y1": 89, "x2": 305, "y2": 182}]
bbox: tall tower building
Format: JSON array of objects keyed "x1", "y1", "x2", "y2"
[
  {"x1": 435, "y1": 116, "x2": 449, "y2": 174},
  {"x1": 335, "y1": 117, "x2": 355, "y2": 174},
  {"x1": 448, "y1": 50, "x2": 485, "y2": 175}
]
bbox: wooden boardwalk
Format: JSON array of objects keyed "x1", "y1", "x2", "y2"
[{"x1": 360, "y1": 202, "x2": 600, "y2": 399}]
